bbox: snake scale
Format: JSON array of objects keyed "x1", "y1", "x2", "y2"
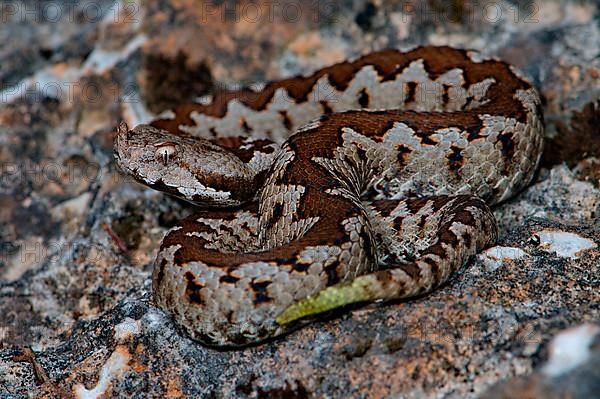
[{"x1": 114, "y1": 46, "x2": 544, "y2": 347}]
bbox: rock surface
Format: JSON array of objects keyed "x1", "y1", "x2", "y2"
[{"x1": 0, "y1": 1, "x2": 598, "y2": 398}]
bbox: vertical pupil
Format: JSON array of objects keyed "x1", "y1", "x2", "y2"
[{"x1": 156, "y1": 144, "x2": 175, "y2": 165}]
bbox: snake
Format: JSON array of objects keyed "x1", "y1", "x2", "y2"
[{"x1": 114, "y1": 46, "x2": 544, "y2": 347}]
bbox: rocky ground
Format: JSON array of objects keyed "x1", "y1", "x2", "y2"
[{"x1": 0, "y1": 0, "x2": 599, "y2": 398}]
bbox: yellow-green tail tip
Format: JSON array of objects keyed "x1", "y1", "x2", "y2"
[{"x1": 275, "y1": 277, "x2": 375, "y2": 325}]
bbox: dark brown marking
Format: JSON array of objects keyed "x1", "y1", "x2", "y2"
[
  {"x1": 393, "y1": 216, "x2": 404, "y2": 232},
  {"x1": 370, "y1": 119, "x2": 396, "y2": 143},
  {"x1": 240, "y1": 118, "x2": 251, "y2": 133},
  {"x1": 250, "y1": 280, "x2": 272, "y2": 304},
  {"x1": 355, "y1": 147, "x2": 368, "y2": 162},
  {"x1": 249, "y1": 139, "x2": 277, "y2": 154},
  {"x1": 442, "y1": 84, "x2": 450, "y2": 106},
  {"x1": 498, "y1": 132, "x2": 515, "y2": 159},
  {"x1": 405, "y1": 81, "x2": 417, "y2": 103},
  {"x1": 396, "y1": 144, "x2": 412, "y2": 167},
  {"x1": 320, "y1": 100, "x2": 333, "y2": 115},
  {"x1": 414, "y1": 131, "x2": 438, "y2": 146},
  {"x1": 358, "y1": 88, "x2": 370, "y2": 108},
  {"x1": 467, "y1": 130, "x2": 483, "y2": 142},
  {"x1": 155, "y1": 258, "x2": 168, "y2": 287},
  {"x1": 464, "y1": 95, "x2": 474, "y2": 109},
  {"x1": 448, "y1": 145, "x2": 464, "y2": 172},
  {"x1": 420, "y1": 257, "x2": 441, "y2": 284},
  {"x1": 220, "y1": 275, "x2": 240, "y2": 284},
  {"x1": 184, "y1": 271, "x2": 205, "y2": 305},
  {"x1": 418, "y1": 214, "x2": 429, "y2": 228},
  {"x1": 361, "y1": 227, "x2": 375, "y2": 260},
  {"x1": 212, "y1": 136, "x2": 276, "y2": 163},
  {"x1": 452, "y1": 209, "x2": 477, "y2": 229},
  {"x1": 263, "y1": 203, "x2": 285, "y2": 230},
  {"x1": 279, "y1": 110, "x2": 292, "y2": 130},
  {"x1": 373, "y1": 270, "x2": 405, "y2": 294},
  {"x1": 462, "y1": 231, "x2": 473, "y2": 246},
  {"x1": 405, "y1": 197, "x2": 431, "y2": 214},
  {"x1": 426, "y1": 243, "x2": 449, "y2": 265},
  {"x1": 398, "y1": 262, "x2": 422, "y2": 282},
  {"x1": 369, "y1": 199, "x2": 400, "y2": 217},
  {"x1": 292, "y1": 262, "x2": 310, "y2": 272},
  {"x1": 405, "y1": 195, "x2": 451, "y2": 215},
  {"x1": 324, "y1": 261, "x2": 341, "y2": 286},
  {"x1": 226, "y1": 310, "x2": 235, "y2": 323},
  {"x1": 498, "y1": 132, "x2": 517, "y2": 175}
]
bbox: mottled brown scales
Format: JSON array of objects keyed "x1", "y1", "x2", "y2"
[{"x1": 114, "y1": 46, "x2": 544, "y2": 346}]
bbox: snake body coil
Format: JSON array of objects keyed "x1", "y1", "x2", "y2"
[{"x1": 114, "y1": 46, "x2": 544, "y2": 346}]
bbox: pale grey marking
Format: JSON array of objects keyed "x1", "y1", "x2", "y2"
[
  {"x1": 156, "y1": 109, "x2": 176, "y2": 120},
  {"x1": 197, "y1": 94, "x2": 213, "y2": 105}
]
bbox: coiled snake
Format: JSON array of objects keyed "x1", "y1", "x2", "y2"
[{"x1": 114, "y1": 46, "x2": 544, "y2": 347}]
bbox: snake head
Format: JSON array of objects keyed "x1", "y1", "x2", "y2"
[{"x1": 114, "y1": 123, "x2": 256, "y2": 207}]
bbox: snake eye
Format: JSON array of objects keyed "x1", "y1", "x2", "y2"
[{"x1": 154, "y1": 141, "x2": 178, "y2": 165}]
